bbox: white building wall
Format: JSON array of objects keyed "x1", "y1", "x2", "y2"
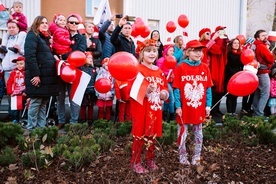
[{"x1": 123, "y1": 0, "x2": 247, "y2": 44}]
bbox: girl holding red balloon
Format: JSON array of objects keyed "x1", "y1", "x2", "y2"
[
  {"x1": 156, "y1": 44, "x2": 176, "y2": 122},
  {"x1": 224, "y1": 38, "x2": 243, "y2": 116},
  {"x1": 130, "y1": 39, "x2": 169, "y2": 174},
  {"x1": 79, "y1": 52, "x2": 97, "y2": 125},
  {"x1": 173, "y1": 40, "x2": 213, "y2": 166},
  {"x1": 95, "y1": 58, "x2": 114, "y2": 121}
]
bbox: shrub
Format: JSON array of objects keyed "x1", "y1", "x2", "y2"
[
  {"x1": 0, "y1": 123, "x2": 24, "y2": 147},
  {"x1": 0, "y1": 146, "x2": 17, "y2": 166}
]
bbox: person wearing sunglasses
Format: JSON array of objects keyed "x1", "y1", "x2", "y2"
[
  {"x1": 198, "y1": 28, "x2": 211, "y2": 65},
  {"x1": 56, "y1": 14, "x2": 87, "y2": 129}
]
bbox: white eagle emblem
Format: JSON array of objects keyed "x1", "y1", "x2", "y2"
[
  {"x1": 184, "y1": 80, "x2": 204, "y2": 108},
  {"x1": 148, "y1": 83, "x2": 162, "y2": 111}
]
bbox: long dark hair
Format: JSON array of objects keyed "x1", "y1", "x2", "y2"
[{"x1": 30, "y1": 15, "x2": 48, "y2": 35}]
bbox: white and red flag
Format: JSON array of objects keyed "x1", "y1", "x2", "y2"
[
  {"x1": 130, "y1": 72, "x2": 149, "y2": 105},
  {"x1": 93, "y1": 0, "x2": 111, "y2": 28},
  {"x1": 11, "y1": 95, "x2": 23, "y2": 110},
  {"x1": 70, "y1": 69, "x2": 91, "y2": 106}
]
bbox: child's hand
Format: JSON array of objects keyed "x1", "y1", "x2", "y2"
[
  {"x1": 147, "y1": 83, "x2": 157, "y2": 93},
  {"x1": 176, "y1": 108, "x2": 182, "y2": 117},
  {"x1": 205, "y1": 107, "x2": 211, "y2": 117}
]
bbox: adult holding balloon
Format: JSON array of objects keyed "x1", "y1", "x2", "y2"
[
  {"x1": 24, "y1": 16, "x2": 59, "y2": 130},
  {"x1": 251, "y1": 29, "x2": 275, "y2": 116},
  {"x1": 224, "y1": 38, "x2": 243, "y2": 116},
  {"x1": 56, "y1": 14, "x2": 87, "y2": 129}
]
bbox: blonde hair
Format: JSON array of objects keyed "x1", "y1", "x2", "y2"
[
  {"x1": 84, "y1": 20, "x2": 94, "y2": 28},
  {"x1": 13, "y1": 1, "x2": 23, "y2": 7},
  {"x1": 138, "y1": 45, "x2": 158, "y2": 63}
]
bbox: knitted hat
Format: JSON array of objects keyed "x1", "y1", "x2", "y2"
[
  {"x1": 271, "y1": 68, "x2": 276, "y2": 77},
  {"x1": 12, "y1": 56, "x2": 25, "y2": 63},
  {"x1": 53, "y1": 13, "x2": 65, "y2": 23},
  {"x1": 198, "y1": 28, "x2": 211, "y2": 37},
  {"x1": 162, "y1": 44, "x2": 174, "y2": 57},
  {"x1": 185, "y1": 40, "x2": 206, "y2": 50},
  {"x1": 215, "y1": 25, "x2": 226, "y2": 32}
]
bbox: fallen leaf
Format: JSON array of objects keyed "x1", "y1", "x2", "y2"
[{"x1": 8, "y1": 164, "x2": 18, "y2": 171}]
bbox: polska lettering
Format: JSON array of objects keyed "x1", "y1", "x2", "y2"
[{"x1": 181, "y1": 75, "x2": 207, "y2": 82}]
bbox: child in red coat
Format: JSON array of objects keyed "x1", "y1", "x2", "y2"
[
  {"x1": 0, "y1": 1, "x2": 27, "y2": 53},
  {"x1": 49, "y1": 13, "x2": 72, "y2": 56},
  {"x1": 7, "y1": 56, "x2": 26, "y2": 123},
  {"x1": 114, "y1": 80, "x2": 131, "y2": 122},
  {"x1": 130, "y1": 39, "x2": 169, "y2": 174}
]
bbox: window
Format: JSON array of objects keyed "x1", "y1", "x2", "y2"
[{"x1": 86, "y1": 0, "x2": 101, "y2": 17}]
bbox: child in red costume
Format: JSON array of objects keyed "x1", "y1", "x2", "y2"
[
  {"x1": 130, "y1": 39, "x2": 169, "y2": 174},
  {"x1": 7, "y1": 56, "x2": 26, "y2": 123},
  {"x1": 49, "y1": 13, "x2": 72, "y2": 56},
  {"x1": 173, "y1": 40, "x2": 213, "y2": 166},
  {"x1": 95, "y1": 58, "x2": 114, "y2": 121},
  {"x1": 0, "y1": 1, "x2": 27, "y2": 53},
  {"x1": 114, "y1": 80, "x2": 131, "y2": 122}
]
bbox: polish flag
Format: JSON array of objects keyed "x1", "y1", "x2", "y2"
[
  {"x1": 268, "y1": 31, "x2": 276, "y2": 42},
  {"x1": 70, "y1": 69, "x2": 91, "y2": 106},
  {"x1": 11, "y1": 95, "x2": 23, "y2": 110},
  {"x1": 130, "y1": 72, "x2": 149, "y2": 105},
  {"x1": 55, "y1": 59, "x2": 65, "y2": 76}
]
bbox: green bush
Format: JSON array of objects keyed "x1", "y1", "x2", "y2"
[
  {"x1": 115, "y1": 121, "x2": 132, "y2": 137},
  {"x1": 21, "y1": 150, "x2": 48, "y2": 169},
  {"x1": 29, "y1": 126, "x2": 59, "y2": 144},
  {"x1": 158, "y1": 122, "x2": 177, "y2": 145},
  {"x1": 64, "y1": 123, "x2": 91, "y2": 137},
  {"x1": 0, "y1": 146, "x2": 17, "y2": 166},
  {"x1": 0, "y1": 123, "x2": 24, "y2": 146}
]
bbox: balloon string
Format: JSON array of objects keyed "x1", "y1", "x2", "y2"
[{"x1": 210, "y1": 92, "x2": 229, "y2": 111}]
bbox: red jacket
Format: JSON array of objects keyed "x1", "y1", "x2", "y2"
[
  {"x1": 254, "y1": 40, "x2": 274, "y2": 71},
  {"x1": 206, "y1": 36, "x2": 229, "y2": 93},
  {"x1": 114, "y1": 80, "x2": 131, "y2": 100},
  {"x1": 49, "y1": 23, "x2": 72, "y2": 55},
  {"x1": 12, "y1": 12, "x2": 27, "y2": 32},
  {"x1": 7, "y1": 69, "x2": 25, "y2": 95}
]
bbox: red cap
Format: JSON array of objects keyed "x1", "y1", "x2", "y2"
[
  {"x1": 185, "y1": 40, "x2": 206, "y2": 50},
  {"x1": 198, "y1": 28, "x2": 211, "y2": 37},
  {"x1": 12, "y1": 56, "x2": 25, "y2": 63},
  {"x1": 215, "y1": 26, "x2": 226, "y2": 32}
]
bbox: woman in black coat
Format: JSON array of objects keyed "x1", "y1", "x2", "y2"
[
  {"x1": 24, "y1": 15, "x2": 59, "y2": 130},
  {"x1": 224, "y1": 38, "x2": 243, "y2": 116}
]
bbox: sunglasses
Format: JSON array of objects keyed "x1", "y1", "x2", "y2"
[{"x1": 68, "y1": 21, "x2": 79, "y2": 25}]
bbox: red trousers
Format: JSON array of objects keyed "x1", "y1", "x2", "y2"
[
  {"x1": 80, "y1": 105, "x2": 94, "y2": 120},
  {"x1": 131, "y1": 137, "x2": 155, "y2": 164},
  {"x1": 98, "y1": 106, "x2": 112, "y2": 120},
  {"x1": 118, "y1": 100, "x2": 131, "y2": 122}
]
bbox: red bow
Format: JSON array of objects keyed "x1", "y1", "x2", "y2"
[{"x1": 136, "y1": 39, "x2": 157, "y2": 55}]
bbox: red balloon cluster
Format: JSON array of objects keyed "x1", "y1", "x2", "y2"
[
  {"x1": 241, "y1": 49, "x2": 255, "y2": 65},
  {"x1": 60, "y1": 51, "x2": 86, "y2": 83},
  {"x1": 108, "y1": 52, "x2": 139, "y2": 81},
  {"x1": 95, "y1": 78, "x2": 112, "y2": 93},
  {"x1": 166, "y1": 21, "x2": 177, "y2": 33},
  {"x1": 164, "y1": 55, "x2": 177, "y2": 69},
  {"x1": 227, "y1": 71, "x2": 259, "y2": 96},
  {"x1": 131, "y1": 17, "x2": 150, "y2": 38}
]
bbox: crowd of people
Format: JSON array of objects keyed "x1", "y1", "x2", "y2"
[{"x1": 0, "y1": 1, "x2": 275, "y2": 174}]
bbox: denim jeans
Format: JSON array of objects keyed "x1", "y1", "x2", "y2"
[
  {"x1": 57, "y1": 80, "x2": 80, "y2": 124},
  {"x1": 27, "y1": 97, "x2": 49, "y2": 130},
  {"x1": 252, "y1": 73, "x2": 270, "y2": 116},
  {"x1": 163, "y1": 83, "x2": 175, "y2": 113}
]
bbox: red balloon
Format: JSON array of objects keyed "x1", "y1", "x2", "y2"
[
  {"x1": 60, "y1": 64, "x2": 76, "y2": 83},
  {"x1": 135, "y1": 17, "x2": 146, "y2": 35},
  {"x1": 227, "y1": 71, "x2": 259, "y2": 96},
  {"x1": 67, "y1": 51, "x2": 86, "y2": 67},
  {"x1": 131, "y1": 24, "x2": 139, "y2": 37},
  {"x1": 95, "y1": 78, "x2": 112, "y2": 93},
  {"x1": 178, "y1": 14, "x2": 189, "y2": 28},
  {"x1": 140, "y1": 26, "x2": 150, "y2": 38},
  {"x1": 241, "y1": 49, "x2": 255, "y2": 65},
  {"x1": 247, "y1": 59, "x2": 258, "y2": 69},
  {"x1": 166, "y1": 21, "x2": 177, "y2": 33},
  {"x1": 236, "y1": 34, "x2": 246, "y2": 45},
  {"x1": 108, "y1": 52, "x2": 138, "y2": 81},
  {"x1": 164, "y1": 55, "x2": 177, "y2": 69}
]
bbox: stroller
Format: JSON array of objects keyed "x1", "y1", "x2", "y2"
[{"x1": 20, "y1": 96, "x2": 56, "y2": 128}]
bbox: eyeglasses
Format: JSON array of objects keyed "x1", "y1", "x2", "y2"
[{"x1": 68, "y1": 21, "x2": 79, "y2": 25}]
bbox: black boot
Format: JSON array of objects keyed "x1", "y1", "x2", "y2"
[
  {"x1": 0, "y1": 46, "x2": 7, "y2": 53},
  {"x1": 162, "y1": 111, "x2": 168, "y2": 122},
  {"x1": 8, "y1": 47, "x2": 19, "y2": 53},
  {"x1": 169, "y1": 113, "x2": 176, "y2": 121}
]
